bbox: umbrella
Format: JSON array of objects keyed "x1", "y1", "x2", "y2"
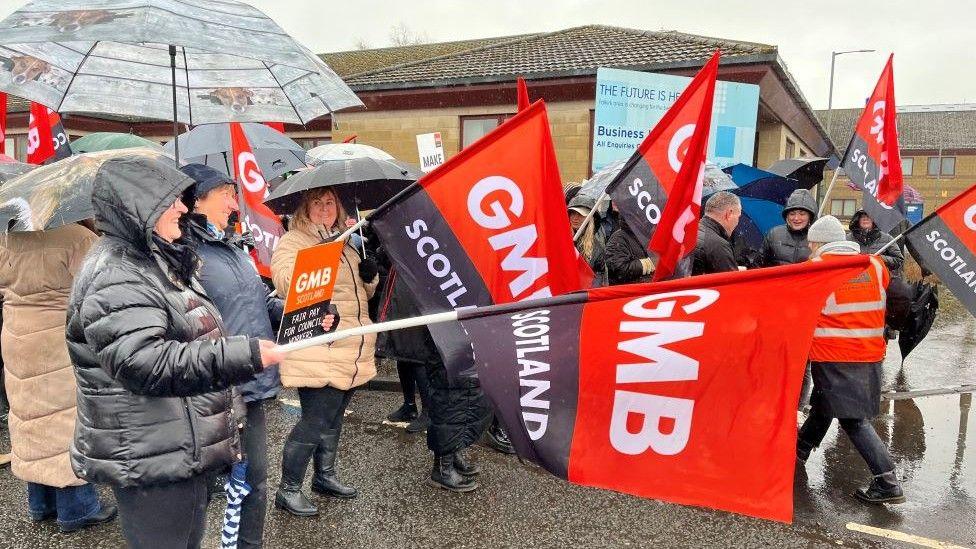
[
  {"x1": 575, "y1": 158, "x2": 626, "y2": 217},
  {"x1": 0, "y1": 0, "x2": 362, "y2": 162},
  {"x1": 767, "y1": 157, "x2": 828, "y2": 189},
  {"x1": 898, "y1": 282, "x2": 939, "y2": 361},
  {"x1": 71, "y1": 132, "x2": 164, "y2": 153},
  {"x1": 163, "y1": 122, "x2": 306, "y2": 180},
  {"x1": 0, "y1": 158, "x2": 36, "y2": 183},
  {"x1": 0, "y1": 147, "x2": 168, "y2": 232},
  {"x1": 264, "y1": 156, "x2": 421, "y2": 214},
  {"x1": 220, "y1": 461, "x2": 251, "y2": 549},
  {"x1": 306, "y1": 143, "x2": 395, "y2": 165}
]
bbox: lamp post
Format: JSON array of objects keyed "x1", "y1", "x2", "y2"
[{"x1": 819, "y1": 48, "x2": 876, "y2": 207}]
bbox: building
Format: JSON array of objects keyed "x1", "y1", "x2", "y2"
[
  {"x1": 2, "y1": 25, "x2": 835, "y2": 186},
  {"x1": 816, "y1": 104, "x2": 976, "y2": 221}
]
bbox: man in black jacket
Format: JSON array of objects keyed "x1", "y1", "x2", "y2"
[
  {"x1": 761, "y1": 189, "x2": 817, "y2": 267},
  {"x1": 178, "y1": 164, "x2": 284, "y2": 549},
  {"x1": 66, "y1": 155, "x2": 284, "y2": 549},
  {"x1": 692, "y1": 191, "x2": 741, "y2": 275}
]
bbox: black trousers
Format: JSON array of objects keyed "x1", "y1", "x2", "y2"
[
  {"x1": 112, "y1": 474, "x2": 209, "y2": 549},
  {"x1": 288, "y1": 386, "x2": 353, "y2": 444},
  {"x1": 798, "y1": 408, "x2": 896, "y2": 475},
  {"x1": 424, "y1": 362, "x2": 492, "y2": 457},
  {"x1": 238, "y1": 399, "x2": 268, "y2": 549}
]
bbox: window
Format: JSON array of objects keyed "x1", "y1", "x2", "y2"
[
  {"x1": 461, "y1": 114, "x2": 511, "y2": 148},
  {"x1": 901, "y1": 157, "x2": 914, "y2": 176},
  {"x1": 830, "y1": 199, "x2": 857, "y2": 218},
  {"x1": 928, "y1": 156, "x2": 956, "y2": 177},
  {"x1": 293, "y1": 137, "x2": 331, "y2": 150},
  {"x1": 2, "y1": 137, "x2": 14, "y2": 158},
  {"x1": 785, "y1": 138, "x2": 796, "y2": 159}
]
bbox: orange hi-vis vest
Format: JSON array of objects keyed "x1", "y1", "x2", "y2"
[{"x1": 810, "y1": 253, "x2": 890, "y2": 363}]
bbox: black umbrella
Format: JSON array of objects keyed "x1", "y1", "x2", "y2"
[
  {"x1": 767, "y1": 157, "x2": 829, "y2": 189},
  {"x1": 898, "y1": 282, "x2": 939, "y2": 361},
  {"x1": 264, "y1": 156, "x2": 421, "y2": 214}
]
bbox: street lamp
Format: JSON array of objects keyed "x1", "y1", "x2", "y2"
[{"x1": 819, "y1": 48, "x2": 876, "y2": 206}]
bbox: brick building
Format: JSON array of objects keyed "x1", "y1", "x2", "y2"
[{"x1": 816, "y1": 104, "x2": 976, "y2": 221}]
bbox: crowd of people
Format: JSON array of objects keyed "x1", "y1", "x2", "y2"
[{"x1": 0, "y1": 157, "x2": 908, "y2": 548}]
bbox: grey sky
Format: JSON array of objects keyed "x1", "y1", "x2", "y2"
[{"x1": 0, "y1": 0, "x2": 970, "y2": 110}]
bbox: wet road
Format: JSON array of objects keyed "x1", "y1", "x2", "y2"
[{"x1": 0, "y1": 310, "x2": 971, "y2": 548}]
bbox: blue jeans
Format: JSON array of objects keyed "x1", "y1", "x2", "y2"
[{"x1": 27, "y1": 482, "x2": 101, "y2": 529}]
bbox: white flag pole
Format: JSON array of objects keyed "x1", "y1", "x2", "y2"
[
  {"x1": 871, "y1": 231, "x2": 907, "y2": 256},
  {"x1": 278, "y1": 310, "x2": 460, "y2": 354},
  {"x1": 572, "y1": 192, "x2": 609, "y2": 241},
  {"x1": 817, "y1": 169, "x2": 842, "y2": 217}
]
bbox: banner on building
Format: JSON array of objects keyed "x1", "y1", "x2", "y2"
[
  {"x1": 905, "y1": 182, "x2": 976, "y2": 316},
  {"x1": 230, "y1": 121, "x2": 286, "y2": 278},
  {"x1": 416, "y1": 132, "x2": 446, "y2": 173},
  {"x1": 277, "y1": 241, "x2": 345, "y2": 344},
  {"x1": 840, "y1": 55, "x2": 905, "y2": 233},
  {"x1": 592, "y1": 67, "x2": 759, "y2": 172},
  {"x1": 370, "y1": 100, "x2": 590, "y2": 376},
  {"x1": 458, "y1": 255, "x2": 870, "y2": 522}
]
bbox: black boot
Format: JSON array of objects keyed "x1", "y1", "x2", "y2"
[
  {"x1": 854, "y1": 471, "x2": 905, "y2": 504},
  {"x1": 311, "y1": 429, "x2": 357, "y2": 499},
  {"x1": 429, "y1": 454, "x2": 478, "y2": 493},
  {"x1": 485, "y1": 418, "x2": 515, "y2": 455},
  {"x1": 407, "y1": 364, "x2": 432, "y2": 434},
  {"x1": 274, "y1": 440, "x2": 318, "y2": 516},
  {"x1": 386, "y1": 402, "x2": 417, "y2": 423},
  {"x1": 406, "y1": 409, "x2": 430, "y2": 434},
  {"x1": 453, "y1": 450, "x2": 481, "y2": 477}
]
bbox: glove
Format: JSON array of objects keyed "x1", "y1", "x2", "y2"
[
  {"x1": 358, "y1": 256, "x2": 378, "y2": 283},
  {"x1": 639, "y1": 257, "x2": 655, "y2": 275}
]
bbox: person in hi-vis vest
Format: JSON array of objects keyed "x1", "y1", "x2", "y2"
[{"x1": 796, "y1": 215, "x2": 905, "y2": 505}]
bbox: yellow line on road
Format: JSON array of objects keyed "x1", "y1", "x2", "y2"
[{"x1": 846, "y1": 523, "x2": 971, "y2": 548}]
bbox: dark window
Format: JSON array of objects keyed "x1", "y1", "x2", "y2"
[{"x1": 785, "y1": 138, "x2": 796, "y2": 159}]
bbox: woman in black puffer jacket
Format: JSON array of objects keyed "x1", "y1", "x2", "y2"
[{"x1": 66, "y1": 155, "x2": 283, "y2": 549}]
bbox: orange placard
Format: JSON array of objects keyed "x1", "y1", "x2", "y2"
[{"x1": 277, "y1": 241, "x2": 345, "y2": 344}]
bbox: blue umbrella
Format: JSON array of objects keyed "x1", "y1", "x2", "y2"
[{"x1": 221, "y1": 461, "x2": 252, "y2": 549}]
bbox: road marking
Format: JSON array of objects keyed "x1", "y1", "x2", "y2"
[{"x1": 846, "y1": 523, "x2": 971, "y2": 548}]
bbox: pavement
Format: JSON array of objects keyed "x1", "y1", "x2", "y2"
[{"x1": 0, "y1": 309, "x2": 970, "y2": 548}]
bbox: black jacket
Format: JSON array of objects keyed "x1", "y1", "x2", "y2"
[
  {"x1": 180, "y1": 214, "x2": 283, "y2": 403},
  {"x1": 692, "y1": 217, "x2": 738, "y2": 275},
  {"x1": 849, "y1": 210, "x2": 904, "y2": 276},
  {"x1": 375, "y1": 266, "x2": 441, "y2": 365},
  {"x1": 67, "y1": 156, "x2": 261, "y2": 488},
  {"x1": 605, "y1": 224, "x2": 653, "y2": 285},
  {"x1": 760, "y1": 189, "x2": 817, "y2": 267}
]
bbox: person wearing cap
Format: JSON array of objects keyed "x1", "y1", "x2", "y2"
[
  {"x1": 177, "y1": 163, "x2": 290, "y2": 548},
  {"x1": 761, "y1": 188, "x2": 817, "y2": 267},
  {"x1": 797, "y1": 215, "x2": 905, "y2": 505},
  {"x1": 568, "y1": 195, "x2": 608, "y2": 287}
]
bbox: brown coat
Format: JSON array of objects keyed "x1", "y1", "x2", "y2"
[
  {"x1": 0, "y1": 224, "x2": 96, "y2": 487},
  {"x1": 271, "y1": 221, "x2": 377, "y2": 390}
]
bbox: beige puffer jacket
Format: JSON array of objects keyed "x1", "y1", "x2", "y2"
[
  {"x1": 271, "y1": 220, "x2": 377, "y2": 390},
  {"x1": 0, "y1": 224, "x2": 96, "y2": 487}
]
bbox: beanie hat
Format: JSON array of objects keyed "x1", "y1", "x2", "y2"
[
  {"x1": 179, "y1": 163, "x2": 235, "y2": 209},
  {"x1": 807, "y1": 215, "x2": 846, "y2": 244}
]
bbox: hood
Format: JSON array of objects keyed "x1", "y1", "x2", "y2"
[
  {"x1": 782, "y1": 188, "x2": 817, "y2": 221},
  {"x1": 91, "y1": 155, "x2": 194, "y2": 252},
  {"x1": 849, "y1": 209, "x2": 876, "y2": 232}
]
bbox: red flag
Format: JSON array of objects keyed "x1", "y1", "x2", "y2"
[
  {"x1": 230, "y1": 122, "x2": 286, "y2": 278},
  {"x1": 459, "y1": 255, "x2": 870, "y2": 522},
  {"x1": 841, "y1": 54, "x2": 904, "y2": 232},
  {"x1": 516, "y1": 77, "x2": 530, "y2": 112},
  {"x1": 27, "y1": 102, "x2": 55, "y2": 165},
  {"x1": 264, "y1": 122, "x2": 285, "y2": 133},
  {"x1": 0, "y1": 93, "x2": 7, "y2": 155},
  {"x1": 370, "y1": 100, "x2": 590, "y2": 376},
  {"x1": 649, "y1": 51, "x2": 720, "y2": 281}
]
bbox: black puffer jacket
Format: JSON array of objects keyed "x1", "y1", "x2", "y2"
[
  {"x1": 692, "y1": 216, "x2": 738, "y2": 275},
  {"x1": 67, "y1": 156, "x2": 262, "y2": 488},
  {"x1": 605, "y1": 224, "x2": 653, "y2": 285},
  {"x1": 761, "y1": 189, "x2": 817, "y2": 267},
  {"x1": 848, "y1": 210, "x2": 904, "y2": 276}
]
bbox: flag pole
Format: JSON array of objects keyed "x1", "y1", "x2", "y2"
[
  {"x1": 871, "y1": 231, "x2": 907, "y2": 256},
  {"x1": 572, "y1": 192, "x2": 608, "y2": 241},
  {"x1": 279, "y1": 310, "x2": 459, "y2": 354},
  {"x1": 817, "y1": 169, "x2": 842, "y2": 216}
]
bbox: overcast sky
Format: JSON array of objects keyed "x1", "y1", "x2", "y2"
[{"x1": 0, "y1": 0, "x2": 969, "y2": 110}]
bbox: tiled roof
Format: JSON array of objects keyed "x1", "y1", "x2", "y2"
[
  {"x1": 319, "y1": 35, "x2": 535, "y2": 78},
  {"x1": 333, "y1": 25, "x2": 777, "y2": 89},
  {"x1": 816, "y1": 105, "x2": 976, "y2": 151}
]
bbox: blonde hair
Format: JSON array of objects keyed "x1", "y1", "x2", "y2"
[
  {"x1": 292, "y1": 187, "x2": 349, "y2": 235},
  {"x1": 575, "y1": 219, "x2": 595, "y2": 261}
]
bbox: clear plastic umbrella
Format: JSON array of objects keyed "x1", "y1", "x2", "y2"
[{"x1": 306, "y1": 143, "x2": 395, "y2": 165}]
